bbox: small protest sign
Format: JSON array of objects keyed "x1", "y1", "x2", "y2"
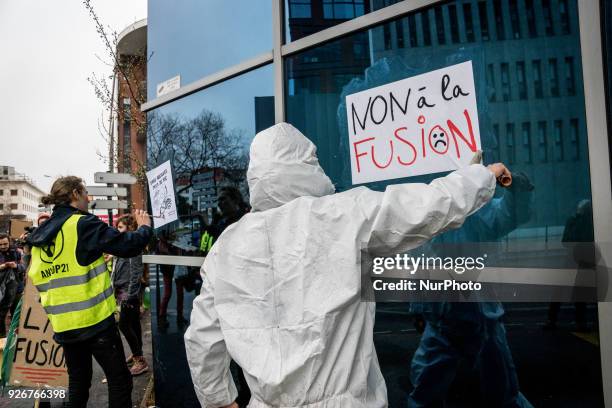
[
  {"x1": 146, "y1": 160, "x2": 178, "y2": 228},
  {"x1": 10, "y1": 220, "x2": 33, "y2": 240},
  {"x1": 345, "y1": 61, "x2": 481, "y2": 185},
  {"x1": 9, "y1": 277, "x2": 68, "y2": 387}
]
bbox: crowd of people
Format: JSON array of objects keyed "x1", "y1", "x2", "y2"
[{"x1": 0, "y1": 176, "x2": 152, "y2": 407}]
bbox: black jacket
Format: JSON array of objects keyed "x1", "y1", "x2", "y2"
[
  {"x1": 27, "y1": 204, "x2": 152, "y2": 343},
  {"x1": 112, "y1": 255, "x2": 144, "y2": 301}
]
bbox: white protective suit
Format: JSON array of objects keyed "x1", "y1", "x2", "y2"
[{"x1": 185, "y1": 122, "x2": 496, "y2": 408}]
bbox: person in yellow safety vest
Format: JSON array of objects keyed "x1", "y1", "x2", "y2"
[
  {"x1": 26, "y1": 176, "x2": 152, "y2": 408},
  {"x1": 199, "y1": 186, "x2": 248, "y2": 256}
]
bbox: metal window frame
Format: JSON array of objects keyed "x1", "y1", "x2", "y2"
[{"x1": 141, "y1": 1, "x2": 612, "y2": 403}]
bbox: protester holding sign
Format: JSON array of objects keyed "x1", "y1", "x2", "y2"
[
  {"x1": 26, "y1": 176, "x2": 152, "y2": 407},
  {"x1": 185, "y1": 123, "x2": 510, "y2": 407}
]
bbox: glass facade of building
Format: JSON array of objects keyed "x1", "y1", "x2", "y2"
[
  {"x1": 148, "y1": 0, "x2": 273, "y2": 99},
  {"x1": 145, "y1": 1, "x2": 609, "y2": 406},
  {"x1": 285, "y1": 0, "x2": 591, "y2": 250},
  {"x1": 148, "y1": 0, "x2": 594, "y2": 256}
]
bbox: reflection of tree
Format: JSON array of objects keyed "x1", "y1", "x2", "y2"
[{"x1": 147, "y1": 109, "x2": 248, "y2": 194}]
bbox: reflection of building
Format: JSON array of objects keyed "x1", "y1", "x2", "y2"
[
  {"x1": 0, "y1": 166, "x2": 45, "y2": 223},
  {"x1": 255, "y1": 96, "x2": 275, "y2": 133},
  {"x1": 144, "y1": 1, "x2": 612, "y2": 405},
  {"x1": 367, "y1": 0, "x2": 587, "y2": 233},
  {"x1": 116, "y1": 19, "x2": 147, "y2": 212},
  {"x1": 286, "y1": 0, "x2": 371, "y2": 41}
]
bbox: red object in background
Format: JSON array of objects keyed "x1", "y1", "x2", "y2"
[{"x1": 97, "y1": 214, "x2": 120, "y2": 226}]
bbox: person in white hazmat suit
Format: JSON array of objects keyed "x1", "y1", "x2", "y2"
[{"x1": 184, "y1": 122, "x2": 510, "y2": 408}]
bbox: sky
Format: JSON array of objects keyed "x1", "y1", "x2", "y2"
[{"x1": 0, "y1": 1, "x2": 147, "y2": 193}]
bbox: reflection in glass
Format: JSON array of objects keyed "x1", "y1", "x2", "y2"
[
  {"x1": 148, "y1": 0, "x2": 272, "y2": 99},
  {"x1": 285, "y1": 0, "x2": 592, "y2": 249},
  {"x1": 147, "y1": 65, "x2": 274, "y2": 254}
]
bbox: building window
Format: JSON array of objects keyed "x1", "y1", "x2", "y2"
[
  {"x1": 383, "y1": 24, "x2": 392, "y2": 50},
  {"x1": 493, "y1": 0, "x2": 505, "y2": 40},
  {"x1": 509, "y1": 0, "x2": 521, "y2": 39},
  {"x1": 570, "y1": 118, "x2": 579, "y2": 160},
  {"x1": 554, "y1": 120, "x2": 564, "y2": 161},
  {"x1": 525, "y1": 0, "x2": 537, "y2": 37},
  {"x1": 10, "y1": 203, "x2": 17, "y2": 210},
  {"x1": 493, "y1": 124, "x2": 501, "y2": 162},
  {"x1": 478, "y1": 1, "x2": 489, "y2": 41},
  {"x1": 565, "y1": 57, "x2": 576, "y2": 96},
  {"x1": 522, "y1": 122, "x2": 532, "y2": 163},
  {"x1": 434, "y1": 6, "x2": 445, "y2": 45},
  {"x1": 487, "y1": 63, "x2": 496, "y2": 102},
  {"x1": 421, "y1": 10, "x2": 432, "y2": 46},
  {"x1": 395, "y1": 20, "x2": 405, "y2": 48},
  {"x1": 506, "y1": 123, "x2": 515, "y2": 164},
  {"x1": 289, "y1": 0, "x2": 311, "y2": 19},
  {"x1": 501, "y1": 63, "x2": 510, "y2": 101},
  {"x1": 542, "y1": 0, "x2": 554, "y2": 36},
  {"x1": 323, "y1": 0, "x2": 364, "y2": 20},
  {"x1": 533, "y1": 60, "x2": 543, "y2": 98},
  {"x1": 0, "y1": 204, "x2": 3, "y2": 210},
  {"x1": 408, "y1": 14, "x2": 417, "y2": 47},
  {"x1": 10, "y1": 189, "x2": 17, "y2": 196},
  {"x1": 0, "y1": 189, "x2": 3, "y2": 196},
  {"x1": 448, "y1": 4, "x2": 459, "y2": 43},
  {"x1": 517, "y1": 61, "x2": 527, "y2": 100},
  {"x1": 559, "y1": 0, "x2": 570, "y2": 34},
  {"x1": 463, "y1": 3, "x2": 475, "y2": 42},
  {"x1": 549, "y1": 58, "x2": 559, "y2": 97},
  {"x1": 538, "y1": 121, "x2": 548, "y2": 162}
]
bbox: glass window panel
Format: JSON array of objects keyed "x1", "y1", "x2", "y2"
[
  {"x1": 147, "y1": 65, "x2": 273, "y2": 254},
  {"x1": 493, "y1": 0, "x2": 505, "y2": 41},
  {"x1": 421, "y1": 10, "x2": 432, "y2": 46},
  {"x1": 434, "y1": 6, "x2": 446, "y2": 45},
  {"x1": 559, "y1": 0, "x2": 571, "y2": 34},
  {"x1": 522, "y1": 122, "x2": 533, "y2": 163},
  {"x1": 525, "y1": 0, "x2": 537, "y2": 37},
  {"x1": 517, "y1": 61, "x2": 527, "y2": 99},
  {"x1": 448, "y1": 4, "x2": 460, "y2": 44},
  {"x1": 408, "y1": 14, "x2": 418, "y2": 47},
  {"x1": 463, "y1": 3, "x2": 475, "y2": 43},
  {"x1": 542, "y1": 0, "x2": 554, "y2": 36},
  {"x1": 533, "y1": 59, "x2": 543, "y2": 98},
  {"x1": 565, "y1": 56, "x2": 576, "y2": 96},
  {"x1": 509, "y1": 0, "x2": 520, "y2": 39},
  {"x1": 549, "y1": 58, "x2": 559, "y2": 97},
  {"x1": 554, "y1": 119, "x2": 564, "y2": 161},
  {"x1": 506, "y1": 123, "x2": 516, "y2": 164},
  {"x1": 148, "y1": 0, "x2": 272, "y2": 100},
  {"x1": 396, "y1": 20, "x2": 405, "y2": 49},
  {"x1": 286, "y1": 0, "x2": 379, "y2": 41},
  {"x1": 284, "y1": 0, "x2": 591, "y2": 249},
  {"x1": 477, "y1": 1, "x2": 490, "y2": 41}
]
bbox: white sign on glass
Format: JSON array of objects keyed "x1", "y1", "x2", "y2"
[
  {"x1": 345, "y1": 61, "x2": 481, "y2": 185},
  {"x1": 146, "y1": 160, "x2": 178, "y2": 228},
  {"x1": 156, "y1": 75, "x2": 181, "y2": 97}
]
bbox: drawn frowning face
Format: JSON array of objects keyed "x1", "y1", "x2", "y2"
[{"x1": 429, "y1": 125, "x2": 449, "y2": 154}]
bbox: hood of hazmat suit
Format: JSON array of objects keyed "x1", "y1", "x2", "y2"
[{"x1": 185, "y1": 122, "x2": 496, "y2": 408}]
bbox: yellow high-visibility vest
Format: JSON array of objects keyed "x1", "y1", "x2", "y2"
[
  {"x1": 29, "y1": 214, "x2": 116, "y2": 333},
  {"x1": 200, "y1": 231, "x2": 214, "y2": 254}
]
